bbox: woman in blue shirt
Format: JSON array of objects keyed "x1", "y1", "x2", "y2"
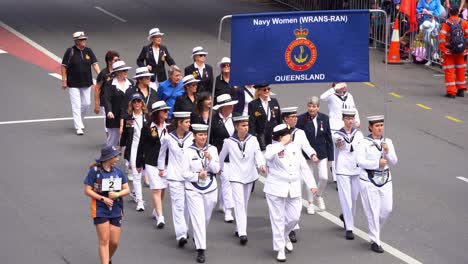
[
  {"x1": 157, "y1": 65, "x2": 184, "y2": 119},
  {"x1": 84, "y1": 146, "x2": 130, "y2": 264}
]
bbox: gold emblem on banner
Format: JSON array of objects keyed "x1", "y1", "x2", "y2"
[{"x1": 285, "y1": 26, "x2": 317, "y2": 71}]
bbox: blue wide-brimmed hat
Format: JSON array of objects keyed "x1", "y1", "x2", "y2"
[{"x1": 96, "y1": 146, "x2": 121, "y2": 162}]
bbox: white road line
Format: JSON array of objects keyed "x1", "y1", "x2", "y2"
[
  {"x1": 0, "y1": 49, "x2": 7, "y2": 54},
  {"x1": 0, "y1": 20, "x2": 62, "y2": 63},
  {"x1": 49, "y1": 73, "x2": 62, "y2": 80},
  {"x1": 456, "y1": 176, "x2": 468, "y2": 183},
  {"x1": 258, "y1": 176, "x2": 422, "y2": 264},
  {"x1": 0, "y1": 116, "x2": 104, "y2": 125},
  {"x1": 94, "y1": 6, "x2": 127, "y2": 23}
]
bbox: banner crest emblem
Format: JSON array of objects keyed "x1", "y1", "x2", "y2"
[{"x1": 285, "y1": 26, "x2": 317, "y2": 71}]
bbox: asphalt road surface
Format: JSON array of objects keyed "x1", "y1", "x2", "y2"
[{"x1": 0, "y1": 0, "x2": 467, "y2": 263}]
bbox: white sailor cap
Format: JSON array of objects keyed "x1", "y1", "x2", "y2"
[
  {"x1": 272, "y1": 124, "x2": 293, "y2": 137},
  {"x1": 191, "y1": 124, "x2": 209, "y2": 133},
  {"x1": 232, "y1": 115, "x2": 249, "y2": 123},
  {"x1": 334, "y1": 82, "x2": 347, "y2": 90},
  {"x1": 281, "y1": 107, "x2": 298, "y2": 115},
  {"x1": 342, "y1": 108, "x2": 356, "y2": 117},
  {"x1": 172, "y1": 111, "x2": 191, "y2": 119},
  {"x1": 367, "y1": 115, "x2": 384, "y2": 123}
]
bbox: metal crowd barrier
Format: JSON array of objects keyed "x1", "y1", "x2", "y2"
[{"x1": 272, "y1": 0, "x2": 452, "y2": 67}]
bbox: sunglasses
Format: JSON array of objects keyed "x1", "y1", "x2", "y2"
[
  {"x1": 161, "y1": 109, "x2": 169, "y2": 113},
  {"x1": 198, "y1": 54, "x2": 206, "y2": 57},
  {"x1": 132, "y1": 100, "x2": 143, "y2": 103},
  {"x1": 261, "y1": 88, "x2": 271, "y2": 91},
  {"x1": 221, "y1": 64, "x2": 230, "y2": 68},
  {"x1": 140, "y1": 76, "x2": 151, "y2": 80}
]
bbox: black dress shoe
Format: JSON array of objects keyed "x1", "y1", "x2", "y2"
[
  {"x1": 339, "y1": 214, "x2": 346, "y2": 230},
  {"x1": 239, "y1": 235, "x2": 248, "y2": 245},
  {"x1": 445, "y1": 93, "x2": 456, "y2": 98},
  {"x1": 345, "y1": 230, "x2": 354, "y2": 240},
  {"x1": 178, "y1": 237, "x2": 187, "y2": 248},
  {"x1": 196, "y1": 249, "x2": 206, "y2": 263},
  {"x1": 371, "y1": 242, "x2": 384, "y2": 253},
  {"x1": 457, "y1": 89, "x2": 465, "y2": 97},
  {"x1": 288, "y1": 230, "x2": 297, "y2": 243}
]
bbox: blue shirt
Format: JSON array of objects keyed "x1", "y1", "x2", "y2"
[
  {"x1": 416, "y1": 0, "x2": 442, "y2": 17},
  {"x1": 84, "y1": 166, "x2": 128, "y2": 219},
  {"x1": 157, "y1": 80, "x2": 185, "y2": 118}
]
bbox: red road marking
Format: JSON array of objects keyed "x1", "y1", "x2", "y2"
[{"x1": 0, "y1": 26, "x2": 61, "y2": 74}]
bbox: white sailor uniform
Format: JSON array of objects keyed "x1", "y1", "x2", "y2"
[
  {"x1": 320, "y1": 87, "x2": 360, "y2": 181},
  {"x1": 182, "y1": 144, "x2": 220, "y2": 250},
  {"x1": 291, "y1": 127, "x2": 317, "y2": 204},
  {"x1": 356, "y1": 136, "x2": 397, "y2": 246},
  {"x1": 264, "y1": 141, "x2": 317, "y2": 252},
  {"x1": 332, "y1": 127, "x2": 364, "y2": 231},
  {"x1": 219, "y1": 133, "x2": 265, "y2": 237},
  {"x1": 158, "y1": 130, "x2": 194, "y2": 241}
]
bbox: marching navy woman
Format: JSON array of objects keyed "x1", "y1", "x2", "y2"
[
  {"x1": 119, "y1": 93, "x2": 148, "y2": 212},
  {"x1": 123, "y1": 67, "x2": 160, "y2": 116},
  {"x1": 137, "y1": 101, "x2": 173, "y2": 228},
  {"x1": 190, "y1": 92, "x2": 212, "y2": 125},
  {"x1": 182, "y1": 124, "x2": 220, "y2": 263},
  {"x1": 248, "y1": 84, "x2": 281, "y2": 151},
  {"x1": 332, "y1": 108, "x2": 364, "y2": 240},
  {"x1": 214, "y1": 57, "x2": 238, "y2": 99},
  {"x1": 263, "y1": 124, "x2": 317, "y2": 262},
  {"x1": 296, "y1": 96, "x2": 334, "y2": 213},
  {"x1": 136, "y1": 28, "x2": 175, "y2": 89},
  {"x1": 103, "y1": 61, "x2": 133, "y2": 147},
  {"x1": 158, "y1": 112, "x2": 193, "y2": 247},
  {"x1": 210, "y1": 94, "x2": 239, "y2": 223},
  {"x1": 174, "y1": 75, "x2": 200, "y2": 112},
  {"x1": 356, "y1": 115, "x2": 397, "y2": 253},
  {"x1": 218, "y1": 116, "x2": 266, "y2": 245},
  {"x1": 84, "y1": 146, "x2": 130, "y2": 264},
  {"x1": 184, "y1": 47, "x2": 213, "y2": 94}
]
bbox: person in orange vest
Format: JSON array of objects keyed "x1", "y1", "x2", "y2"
[{"x1": 439, "y1": 5, "x2": 468, "y2": 98}]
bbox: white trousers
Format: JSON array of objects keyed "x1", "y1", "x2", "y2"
[
  {"x1": 337, "y1": 175, "x2": 360, "y2": 231},
  {"x1": 360, "y1": 180, "x2": 393, "y2": 246},
  {"x1": 130, "y1": 145, "x2": 143, "y2": 202},
  {"x1": 68, "y1": 87, "x2": 90, "y2": 129},
  {"x1": 266, "y1": 193, "x2": 302, "y2": 251},
  {"x1": 101, "y1": 106, "x2": 108, "y2": 133},
  {"x1": 168, "y1": 180, "x2": 190, "y2": 240},
  {"x1": 231, "y1": 182, "x2": 253, "y2": 236},
  {"x1": 218, "y1": 168, "x2": 234, "y2": 210},
  {"x1": 186, "y1": 189, "x2": 218, "y2": 250},
  {"x1": 306, "y1": 158, "x2": 328, "y2": 200},
  {"x1": 106, "y1": 128, "x2": 120, "y2": 147}
]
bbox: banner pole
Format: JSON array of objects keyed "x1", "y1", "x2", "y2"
[
  {"x1": 369, "y1": 9, "x2": 388, "y2": 138},
  {"x1": 207, "y1": 15, "x2": 232, "y2": 146}
]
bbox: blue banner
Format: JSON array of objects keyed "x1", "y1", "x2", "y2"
[{"x1": 230, "y1": 10, "x2": 370, "y2": 85}]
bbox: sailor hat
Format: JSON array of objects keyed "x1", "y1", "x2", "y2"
[
  {"x1": 367, "y1": 115, "x2": 384, "y2": 124},
  {"x1": 191, "y1": 124, "x2": 209, "y2": 133},
  {"x1": 130, "y1": 93, "x2": 144, "y2": 102},
  {"x1": 342, "y1": 108, "x2": 356, "y2": 117},
  {"x1": 172, "y1": 111, "x2": 191, "y2": 119},
  {"x1": 217, "y1": 57, "x2": 231, "y2": 68},
  {"x1": 281, "y1": 107, "x2": 298, "y2": 115},
  {"x1": 232, "y1": 116, "x2": 249, "y2": 123},
  {"x1": 272, "y1": 124, "x2": 293, "y2": 137}
]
